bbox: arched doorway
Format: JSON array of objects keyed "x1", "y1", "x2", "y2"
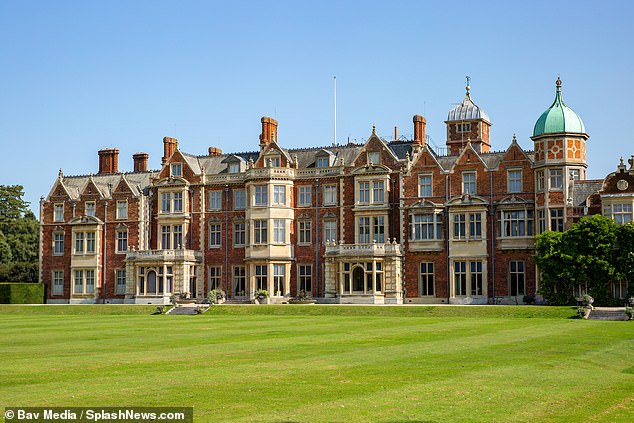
[
  {"x1": 352, "y1": 267, "x2": 364, "y2": 292},
  {"x1": 147, "y1": 270, "x2": 157, "y2": 294}
]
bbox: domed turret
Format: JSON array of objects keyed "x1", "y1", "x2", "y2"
[
  {"x1": 533, "y1": 77, "x2": 585, "y2": 137},
  {"x1": 445, "y1": 80, "x2": 491, "y2": 155}
]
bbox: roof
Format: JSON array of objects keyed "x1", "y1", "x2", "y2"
[
  {"x1": 572, "y1": 179, "x2": 603, "y2": 207},
  {"x1": 447, "y1": 87, "x2": 490, "y2": 123},
  {"x1": 56, "y1": 171, "x2": 156, "y2": 200},
  {"x1": 533, "y1": 78, "x2": 585, "y2": 136}
]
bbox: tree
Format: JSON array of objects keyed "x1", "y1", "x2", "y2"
[
  {"x1": 615, "y1": 222, "x2": 634, "y2": 287},
  {"x1": 535, "y1": 215, "x2": 623, "y2": 305},
  {"x1": 0, "y1": 185, "x2": 39, "y2": 282}
]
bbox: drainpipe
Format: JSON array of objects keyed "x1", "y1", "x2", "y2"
[
  {"x1": 103, "y1": 202, "x2": 108, "y2": 304},
  {"x1": 445, "y1": 174, "x2": 450, "y2": 304},
  {"x1": 225, "y1": 186, "x2": 230, "y2": 297},
  {"x1": 490, "y1": 171, "x2": 495, "y2": 305},
  {"x1": 189, "y1": 189, "x2": 194, "y2": 249},
  {"x1": 315, "y1": 181, "x2": 320, "y2": 298}
]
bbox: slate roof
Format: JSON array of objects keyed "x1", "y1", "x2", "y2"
[
  {"x1": 56, "y1": 171, "x2": 156, "y2": 200},
  {"x1": 572, "y1": 180, "x2": 603, "y2": 207}
]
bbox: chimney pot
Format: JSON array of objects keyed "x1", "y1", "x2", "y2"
[
  {"x1": 260, "y1": 116, "x2": 279, "y2": 147},
  {"x1": 98, "y1": 148, "x2": 119, "y2": 174},
  {"x1": 208, "y1": 147, "x2": 222, "y2": 156},
  {"x1": 413, "y1": 115, "x2": 427, "y2": 146},
  {"x1": 133, "y1": 152, "x2": 149, "y2": 172},
  {"x1": 162, "y1": 137, "x2": 178, "y2": 164}
]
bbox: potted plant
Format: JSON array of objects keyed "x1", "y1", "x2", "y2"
[
  {"x1": 208, "y1": 289, "x2": 226, "y2": 305},
  {"x1": 254, "y1": 289, "x2": 269, "y2": 304}
]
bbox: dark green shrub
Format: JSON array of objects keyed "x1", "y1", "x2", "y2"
[{"x1": 0, "y1": 283, "x2": 44, "y2": 304}]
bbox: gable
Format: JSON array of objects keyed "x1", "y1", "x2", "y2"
[{"x1": 352, "y1": 132, "x2": 400, "y2": 168}]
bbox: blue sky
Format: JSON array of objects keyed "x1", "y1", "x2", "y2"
[{"x1": 1, "y1": 0, "x2": 633, "y2": 213}]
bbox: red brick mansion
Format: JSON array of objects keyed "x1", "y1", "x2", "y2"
[{"x1": 39, "y1": 79, "x2": 634, "y2": 304}]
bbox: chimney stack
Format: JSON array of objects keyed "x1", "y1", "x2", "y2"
[
  {"x1": 394, "y1": 126, "x2": 398, "y2": 141},
  {"x1": 133, "y1": 152, "x2": 149, "y2": 172},
  {"x1": 208, "y1": 147, "x2": 222, "y2": 156},
  {"x1": 162, "y1": 137, "x2": 178, "y2": 164},
  {"x1": 259, "y1": 116, "x2": 278, "y2": 147},
  {"x1": 98, "y1": 148, "x2": 119, "y2": 174},
  {"x1": 413, "y1": 115, "x2": 427, "y2": 146}
]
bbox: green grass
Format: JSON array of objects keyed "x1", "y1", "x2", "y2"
[{"x1": 1, "y1": 305, "x2": 633, "y2": 422}]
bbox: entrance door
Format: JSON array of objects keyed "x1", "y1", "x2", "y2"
[
  {"x1": 352, "y1": 267, "x2": 364, "y2": 292},
  {"x1": 147, "y1": 271, "x2": 157, "y2": 294}
]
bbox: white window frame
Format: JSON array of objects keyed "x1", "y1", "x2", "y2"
[
  {"x1": 323, "y1": 220, "x2": 337, "y2": 245},
  {"x1": 549, "y1": 168, "x2": 563, "y2": 190},
  {"x1": 323, "y1": 185, "x2": 337, "y2": 206},
  {"x1": 209, "y1": 222, "x2": 222, "y2": 248},
  {"x1": 254, "y1": 185, "x2": 268, "y2": 206},
  {"x1": 171, "y1": 163, "x2": 182, "y2": 177},
  {"x1": 509, "y1": 261, "x2": 525, "y2": 296},
  {"x1": 53, "y1": 232, "x2": 64, "y2": 256},
  {"x1": 273, "y1": 264, "x2": 285, "y2": 296},
  {"x1": 419, "y1": 262, "x2": 434, "y2": 296},
  {"x1": 298, "y1": 264, "x2": 312, "y2": 295},
  {"x1": 298, "y1": 220, "x2": 312, "y2": 245},
  {"x1": 273, "y1": 185, "x2": 286, "y2": 205},
  {"x1": 411, "y1": 213, "x2": 443, "y2": 241},
  {"x1": 208, "y1": 266, "x2": 222, "y2": 291},
  {"x1": 550, "y1": 208, "x2": 564, "y2": 232},
  {"x1": 462, "y1": 172, "x2": 476, "y2": 195},
  {"x1": 536, "y1": 170, "x2": 545, "y2": 191},
  {"x1": 273, "y1": 219, "x2": 285, "y2": 244},
  {"x1": 233, "y1": 221, "x2": 245, "y2": 247},
  {"x1": 500, "y1": 209, "x2": 534, "y2": 237},
  {"x1": 208, "y1": 191, "x2": 222, "y2": 211},
  {"x1": 233, "y1": 190, "x2": 246, "y2": 210},
  {"x1": 116, "y1": 229, "x2": 127, "y2": 253},
  {"x1": 52, "y1": 270, "x2": 64, "y2": 295},
  {"x1": 255, "y1": 265, "x2": 267, "y2": 290},
  {"x1": 229, "y1": 162, "x2": 240, "y2": 174},
  {"x1": 368, "y1": 151, "x2": 380, "y2": 165},
  {"x1": 508, "y1": 169, "x2": 522, "y2": 193},
  {"x1": 85, "y1": 201, "x2": 96, "y2": 217},
  {"x1": 116, "y1": 200, "x2": 128, "y2": 220},
  {"x1": 254, "y1": 220, "x2": 267, "y2": 244},
  {"x1": 54, "y1": 204, "x2": 64, "y2": 222},
  {"x1": 316, "y1": 157, "x2": 330, "y2": 168},
  {"x1": 298, "y1": 186, "x2": 312, "y2": 207},
  {"x1": 116, "y1": 269, "x2": 126, "y2": 295},
  {"x1": 233, "y1": 266, "x2": 246, "y2": 296},
  {"x1": 418, "y1": 174, "x2": 432, "y2": 197},
  {"x1": 457, "y1": 123, "x2": 471, "y2": 133}
]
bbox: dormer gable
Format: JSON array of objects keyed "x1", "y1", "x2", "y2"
[
  {"x1": 500, "y1": 135, "x2": 532, "y2": 165},
  {"x1": 80, "y1": 176, "x2": 105, "y2": 199},
  {"x1": 222, "y1": 155, "x2": 247, "y2": 173},
  {"x1": 314, "y1": 149, "x2": 336, "y2": 168},
  {"x1": 352, "y1": 129, "x2": 400, "y2": 168},
  {"x1": 450, "y1": 142, "x2": 488, "y2": 171},
  {"x1": 409, "y1": 144, "x2": 446, "y2": 173},
  {"x1": 159, "y1": 149, "x2": 199, "y2": 182},
  {"x1": 113, "y1": 175, "x2": 136, "y2": 196},
  {"x1": 254, "y1": 141, "x2": 292, "y2": 168}
]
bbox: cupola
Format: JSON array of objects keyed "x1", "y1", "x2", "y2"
[{"x1": 533, "y1": 77, "x2": 585, "y2": 137}]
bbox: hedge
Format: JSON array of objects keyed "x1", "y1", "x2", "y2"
[{"x1": 0, "y1": 283, "x2": 45, "y2": 304}]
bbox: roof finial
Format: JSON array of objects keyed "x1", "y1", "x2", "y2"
[
  {"x1": 512, "y1": 133, "x2": 517, "y2": 143},
  {"x1": 466, "y1": 75, "x2": 471, "y2": 96},
  {"x1": 58, "y1": 168, "x2": 63, "y2": 179},
  {"x1": 556, "y1": 76, "x2": 562, "y2": 91},
  {"x1": 372, "y1": 124, "x2": 376, "y2": 134}
]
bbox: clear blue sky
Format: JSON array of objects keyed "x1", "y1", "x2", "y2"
[{"x1": 1, "y1": 0, "x2": 633, "y2": 214}]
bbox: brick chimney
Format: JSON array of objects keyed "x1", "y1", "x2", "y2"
[
  {"x1": 208, "y1": 147, "x2": 222, "y2": 156},
  {"x1": 133, "y1": 152, "x2": 149, "y2": 172},
  {"x1": 98, "y1": 148, "x2": 119, "y2": 174},
  {"x1": 413, "y1": 115, "x2": 426, "y2": 146},
  {"x1": 259, "y1": 116, "x2": 278, "y2": 147},
  {"x1": 162, "y1": 137, "x2": 178, "y2": 164}
]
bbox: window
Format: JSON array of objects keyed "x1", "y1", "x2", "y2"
[
  {"x1": 323, "y1": 220, "x2": 337, "y2": 244},
  {"x1": 254, "y1": 220, "x2": 267, "y2": 244},
  {"x1": 418, "y1": 174, "x2": 432, "y2": 197},
  {"x1": 73, "y1": 269, "x2": 95, "y2": 294},
  {"x1": 116, "y1": 201, "x2": 127, "y2": 219},
  {"x1": 323, "y1": 185, "x2": 337, "y2": 205},
  {"x1": 358, "y1": 182, "x2": 370, "y2": 203},
  {"x1": 273, "y1": 219, "x2": 285, "y2": 243},
  {"x1": 316, "y1": 157, "x2": 330, "y2": 168},
  {"x1": 358, "y1": 217, "x2": 371, "y2": 244},
  {"x1": 273, "y1": 264, "x2": 285, "y2": 296},
  {"x1": 298, "y1": 186, "x2": 312, "y2": 206},
  {"x1": 254, "y1": 186, "x2": 268, "y2": 206},
  {"x1": 173, "y1": 225, "x2": 183, "y2": 249},
  {"x1": 85, "y1": 202, "x2": 95, "y2": 217},
  {"x1": 54, "y1": 204, "x2": 64, "y2": 222},
  {"x1": 116, "y1": 229, "x2": 127, "y2": 253},
  {"x1": 209, "y1": 223, "x2": 221, "y2": 247},
  {"x1": 569, "y1": 169, "x2": 580, "y2": 181},
  {"x1": 234, "y1": 222, "x2": 245, "y2": 246},
  {"x1": 233, "y1": 266, "x2": 246, "y2": 296},
  {"x1": 53, "y1": 271, "x2": 64, "y2": 295},
  {"x1": 453, "y1": 214, "x2": 466, "y2": 240},
  {"x1": 209, "y1": 266, "x2": 221, "y2": 290},
  {"x1": 611, "y1": 281, "x2": 628, "y2": 300},
  {"x1": 368, "y1": 151, "x2": 380, "y2": 164},
  {"x1": 509, "y1": 261, "x2": 525, "y2": 296},
  {"x1": 411, "y1": 214, "x2": 442, "y2": 241},
  {"x1": 453, "y1": 213, "x2": 483, "y2": 240},
  {"x1": 549, "y1": 169, "x2": 563, "y2": 189},
  {"x1": 470, "y1": 261, "x2": 483, "y2": 296},
  {"x1": 266, "y1": 156, "x2": 281, "y2": 167},
  {"x1": 255, "y1": 265, "x2": 267, "y2": 290},
  {"x1": 208, "y1": 191, "x2": 222, "y2": 210},
  {"x1": 537, "y1": 210, "x2": 546, "y2": 234},
  {"x1": 550, "y1": 208, "x2": 564, "y2": 232},
  {"x1": 500, "y1": 210, "x2": 534, "y2": 237},
  {"x1": 298, "y1": 220, "x2": 312, "y2": 244},
  {"x1": 469, "y1": 213, "x2": 481, "y2": 239},
  {"x1": 457, "y1": 123, "x2": 471, "y2": 132},
  {"x1": 160, "y1": 267, "x2": 173, "y2": 294},
  {"x1": 161, "y1": 193, "x2": 171, "y2": 213},
  {"x1": 229, "y1": 162, "x2": 240, "y2": 174},
  {"x1": 173, "y1": 192, "x2": 183, "y2": 212},
  {"x1": 419, "y1": 262, "x2": 434, "y2": 296},
  {"x1": 116, "y1": 269, "x2": 126, "y2": 295},
  {"x1": 298, "y1": 265, "x2": 312, "y2": 295},
  {"x1": 233, "y1": 190, "x2": 246, "y2": 210},
  {"x1": 74, "y1": 232, "x2": 85, "y2": 254},
  {"x1": 373, "y1": 181, "x2": 385, "y2": 203},
  {"x1": 161, "y1": 225, "x2": 171, "y2": 249},
  {"x1": 508, "y1": 170, "x2": 522, "y2": 193},
  {"x1": 462, "y1": 172, "x2": 476, "y2": 195},
  {"x1": 171, "y1": 163, "x2": 182, "y2": 177},
  {"x1": 273, "y1": 185, "x2": 286, "y2": 205},
  {"x1": 53, "y1": 232, "x2": 64, "y2": 255},
  {"x1": 372, "y1": 216, "x2": 385, "y2": 243},
  {"x1": 603, "y1": 204, "x2": 633, "y2": 224},
  {"x1": 454, "y1": 262, "x2": 467, "y2": 296},
  {"x1": 341, "y1": 261, "x2": 382, "y2": 294},
  {"x1": 536, "y1": 170, "x2": 545, "y2": 191}
]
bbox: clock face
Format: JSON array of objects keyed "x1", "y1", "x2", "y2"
[{"x1": 617, "y1": 179, "x2": 629, "y2": 191}]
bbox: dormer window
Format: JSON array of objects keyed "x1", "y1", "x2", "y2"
[
  {"x1": 316, "y1": 157, "x2": 330, "y2": 168},
  {"x1": 171, "y1": 163, "x2": 182, "y2": 177},
  {"x1": 266, "y1": 156, "x2": 281, "y2": 167},
  {"x1": 85, "y1": 202, "x2": 96, "y2": 217},
  {"x1": 54, "y1": 204, "x2": 64, "y2": 222},
  {"x1": 368, "y1": 151, "x2": 380, "y2": 165},
  {"x1": 457, "y1": 123, "x2": 471, "y2": 133},
  {"x1": 229, "y1": 163, "x2": 240, "y2": 173}
]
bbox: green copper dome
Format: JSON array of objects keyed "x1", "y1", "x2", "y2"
[{"x1": 533, "y1": 78, "x2": 585, "y2": 137}]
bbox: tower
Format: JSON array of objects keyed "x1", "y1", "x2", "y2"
[{"x1": 445, "y1": 80, "x2": 491, "y2": 155}]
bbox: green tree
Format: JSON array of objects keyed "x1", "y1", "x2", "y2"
[
  {"x1": 615, "y1": 221, "x2": 634, "y2": 288},
  {"x1": 535, "y1": 215, "x2": 621, "y2": 305},
  {"x1": 0, "y1": 185, "x2": 39, "y2": 282}
]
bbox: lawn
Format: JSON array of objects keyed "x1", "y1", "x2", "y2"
[{"x1": 1, "y1": 305, "x2": 633, "y2": 422}]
